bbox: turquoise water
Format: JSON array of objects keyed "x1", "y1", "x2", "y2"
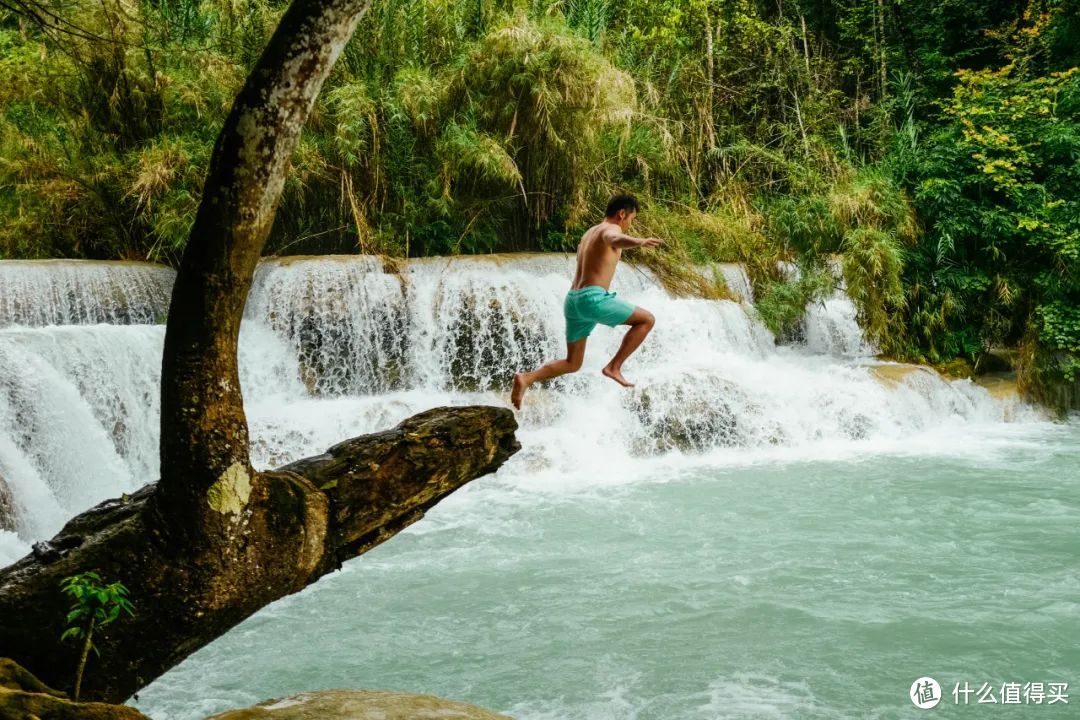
[
  {"x1": 137, "y1": 421, "x2": 1080, "y2": 719},
  {"x1": 3, "y1": 258, "x2": 1072, "y2": 718}
]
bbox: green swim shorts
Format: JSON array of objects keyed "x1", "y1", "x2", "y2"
[{"x1": 564, "y1": 285, "x2": 636, "y2": 342}]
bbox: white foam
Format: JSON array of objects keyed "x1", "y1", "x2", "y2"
[
  {"x1": 0, "y1": 260, "x2": 174, "y2": 327},
  {"x1": 0, "y1": 255, "x2": 1040, "y2": 559},
  {"x1": 0, "y1": 530, "x2": 30, "y2": 567}
]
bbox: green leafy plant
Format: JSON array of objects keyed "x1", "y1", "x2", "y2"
[
  {"x1": 755, "y1": 263, "x2": 836, "y2": 340},
  {"x1": 60, "y1": 572, "x2": 135, "y2": 701},
  {"x1": 2, "y1": 0, "x2": 1076, "y2": 409}
]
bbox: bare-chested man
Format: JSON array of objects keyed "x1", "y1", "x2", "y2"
[{"x1": 511, "y1": 194, "x2": 663, "y2": 410}]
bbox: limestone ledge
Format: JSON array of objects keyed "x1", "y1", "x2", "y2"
[{"x1": 205, "y1": 689, "x2": 512, "y2": 720}]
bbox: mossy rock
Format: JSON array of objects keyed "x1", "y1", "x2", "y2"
[
  {"x1": 977, "y1": 348, "x2": 1017, "y2": 373},
  {"x1": 934, "y1": 357, "x2": 974, "y2": 379},
  {"x1": 206, "y1": 689, "x2": 512, "y2": 719},
  {"x1": 0, "y1": 657, "x2": 150, "y2": 719}
]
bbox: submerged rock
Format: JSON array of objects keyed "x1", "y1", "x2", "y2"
[
  {"x1": 0, "y1": 657, "x2": 150, "y2": 719},
  {"x1": 868, "y1": 362, "x2": 928, "y2": 387},
  {"x1": 625, "y1": 373, "x2": 785, "y2": 452},
  {"x1": 975, "y1": 372, "x2": 1030, "y2": 421},
  {"x1": 974, "y1": 373, "x2": 1021, "y2": 401},
  {"x1": 206, "y1": 689, "x2": 512, "y2": 719}
]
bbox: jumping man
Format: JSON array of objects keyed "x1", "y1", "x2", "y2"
[{"x1": 511, "y1": 194, "x2": 663, "y2": 410}]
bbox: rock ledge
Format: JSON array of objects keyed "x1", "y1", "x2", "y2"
[{"x1": 206, "y1": 689, "x2": 512, "y2": 719}]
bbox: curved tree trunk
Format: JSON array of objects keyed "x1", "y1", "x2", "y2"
[
  {"x1": 0, "y1": 0, "x2": 522, "y2": 704},
  {"x1": 156, "y1": 0, "x2": 375, "y2": 542}
]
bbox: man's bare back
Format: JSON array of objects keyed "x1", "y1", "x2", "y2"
[{"x1": 511, "y1": 194, "x2": 663, "y2": 410}]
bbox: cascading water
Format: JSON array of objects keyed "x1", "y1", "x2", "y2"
[
  {"x1": 0, "y1": 259, "x2": 174, "y2": 553},
  {"x1": 0, "y1": 260, "x2": 174, "y2": 328},
  {"x1": 802, "y1": 291, "x2": 875, "y2": 358},
  {"x1": 780, "y1": 258, "x2": 875, "y2": 359},
  {"x1": 4, "y1": 255, "x2": 1074, "y2": 720},
  {"x1": 0, "y1": 325, "x2": 160, "y2": 539},
  {"x1": 0, "y1": 254, "x2": 1036, "y2": 565}
]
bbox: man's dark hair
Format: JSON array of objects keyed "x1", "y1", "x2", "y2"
[{"x1": 605, "y1": 193, "x2": 639, "y2": 218}]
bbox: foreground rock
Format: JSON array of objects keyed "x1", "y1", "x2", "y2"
[
  {"x1": 0, "y1": 658, "x2": 150, "y2": 720},
  {"x1": 207, "y1": 689, "x2": 512, "y2": 719}
]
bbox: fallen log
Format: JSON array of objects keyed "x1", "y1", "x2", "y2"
[{"x1": 0, "y1": 406, "x2": 518, "y2": 703}]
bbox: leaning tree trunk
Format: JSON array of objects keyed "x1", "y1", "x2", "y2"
[
  {"x1": 0, "y1": 408, "x2": 518, "y2": 702},
  {"x1": 155, "y1": 0, "x2": 375, "y2": 541},
  {"x1": 0, "y1": 0, "x2": 521, "y2": 703}
]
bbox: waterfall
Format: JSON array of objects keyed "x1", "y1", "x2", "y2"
[
  {"x1": 0, "y1": 255, "x2": 1038, "y2": 564},
  {"x1": 0, "y1": 260, "x2": 174, "y2": 327},
  {"x1": 803, "y1": 292, "x2": 876, "y2": 358}
]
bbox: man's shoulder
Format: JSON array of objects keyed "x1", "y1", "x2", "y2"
[{"x1": 589, "y1": 222, "x2": 618, "y2": 242}]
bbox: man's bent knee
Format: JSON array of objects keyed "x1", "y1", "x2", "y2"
[{"x1": 566, "y1": 356, "x2": 584, "y2": 372}]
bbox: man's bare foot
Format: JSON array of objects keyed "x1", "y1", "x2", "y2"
[
  {"x1": 511, "y1": 372, "x2": 529, "y2": 410},
  {"x1": 602, "y1": 365, "x2": 634, "y2": 388}
]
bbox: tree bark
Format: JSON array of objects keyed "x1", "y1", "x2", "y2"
[
  {"x1": 156, "y1": 0, "x2": 374, "y2": 544},
  {"x1": 874, "y1": 0, "x2": 887, "y2": 100},
  {"x1": 799, "y1": 13, "x2": 811, "y2": 77},
  {"x1": 0, "y1": 406, "x2": 519, "y2": 703},
  {"x1": 703, "y1": 9, "x2": 716, "y2": 152},
  {"x1": 0, "y1": 0, "x2": 523, "y2": 705}
]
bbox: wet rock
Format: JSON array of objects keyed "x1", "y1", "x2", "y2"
[
  {"x1": 979, "y1": 347, "x2": 1017, "y2": 373},
  {"x1": 975, "y1": 372, "x2": 1031, "y2": 422},
  {"x1": 248, "y1": 256, "x2": 409, "y2": 396},
  {"x1": 0, "y1": 657, "x2": 150, "y2": 719},
  {"x1": 206, "y1": 689, "x2": 512, "y2": 720},
  {"x1": 626, "y1": 374, "x2": 784, "y2": 452},
  {"x1": 839, "y1": 410, "x2": 874, "y2": 440},
  {"x1": 974, "y1": 373, "x2": 1021, "y2": 401},
  {"x1": 868, "y1": 362, "x2": 928, "y2": 387},
  {"x1": 0, "y1": 472, "x2": 16, "y2": 532},
  {"x1": 446, "y1": 290, "x2": 548, "y2": 392},
  {"x1": 936, "y1": 357, "x2": 974, "y2": 378}
]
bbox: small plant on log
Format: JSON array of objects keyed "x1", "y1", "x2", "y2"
[{"x1": 59, "y1": 572, "x2": 135, "y2": 701}]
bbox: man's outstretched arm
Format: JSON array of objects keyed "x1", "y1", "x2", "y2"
[{"x1": 605, "y1": 226, "x2": 664, "y2": 249}]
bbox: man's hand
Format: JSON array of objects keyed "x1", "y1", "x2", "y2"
[{"x1": 640, "y1": 237, "x2": 663, "y2": 248}]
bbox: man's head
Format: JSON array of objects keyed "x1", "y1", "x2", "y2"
[{"x1": 605, "y1": 193, "x2": 639, "y2": 231}]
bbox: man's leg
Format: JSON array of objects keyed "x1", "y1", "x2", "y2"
[
  {"x1": 512, "y1": 338, "x2": 588, "y2": 409},
  {"x1": 602, "y1": 307, "x2": 655, "y2": 387}
]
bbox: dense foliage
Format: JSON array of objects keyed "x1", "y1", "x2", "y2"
[{"x1": 0, "y1": 0, "x2": 1076, "y2": 407}]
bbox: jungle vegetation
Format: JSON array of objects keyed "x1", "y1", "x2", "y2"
[{"x1": 0, "y1": 0, "x2": 1077, "y2": 407}]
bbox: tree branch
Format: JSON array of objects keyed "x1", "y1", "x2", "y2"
[{"x1": 0, "y1": 406, "x2": 519, "y2": 703}]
